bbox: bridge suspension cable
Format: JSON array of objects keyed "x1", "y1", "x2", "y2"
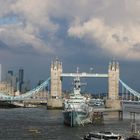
[
  {"x1": 0, "y1": 77, "x2": 51, "y2": 100},
  {"x1": 119, "y1": 79, "x2": 140, "y2": 99}
]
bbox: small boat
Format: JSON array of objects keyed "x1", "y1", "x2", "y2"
[
  {"x1": 82, "y1": 131, "x2": 124, "y2": 140},
  {"x1": 126, "y1": 134, "x2": 140, "y2": 140},
  {"x1": 126, "y1": 136, "x2": 140, "y2": 140}
]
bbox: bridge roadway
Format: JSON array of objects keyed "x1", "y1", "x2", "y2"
[
  {"x1": 61, "y1": 73, "x2": 108, "y2": 78},
  {"x1": 12, "y1": 99, "x2": 47, "y2": 107},
  {"x1": 0, "y1": 98, "x2": 47, "y2": 103},
  {"x1": 122, "y1": 100, "x2": 140, "y2": 113},
  {"x1": 92, "y1": 101, "x2": 140, "y2": 114},
  {"x1": 90, "y1": 107, "x2": 123, "y2": 120},
  {"x1": 92, "y1": 108, "x2": 121, "y2": 113}
]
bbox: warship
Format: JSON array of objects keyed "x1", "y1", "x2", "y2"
[{"x1": 63, "y1": 73, "x2": 92, "y2": 126}]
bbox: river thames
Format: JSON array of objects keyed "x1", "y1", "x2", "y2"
[{"x1": 0, "y1": 108, "x2": 139, "y2": 140}]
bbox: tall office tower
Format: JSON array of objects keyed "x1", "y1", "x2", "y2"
[
  {"x1": 19, "y1": 69, "x2": 24, "y2": 92},
  {"x1": 7, "y1": 70, "x2": 13, "y2": 85},
  {"x1": 0, "y1": 64, "x2": 1, "y2": 82},
  {"x1": 12, "y1": 75, "x2": 18, "y2": 92},
  {"x1": 19, "y1": 69, "x2": 24, "y2": 83},
  {"x1": 7, "y1": 70, "x2": 13, "y2": 83},
  {"x1": 8, "y1": 70, "x2": 13, "y2": 76},
  {"x1": 7, "y1": 70, "x2": 14, "y2": 94}
]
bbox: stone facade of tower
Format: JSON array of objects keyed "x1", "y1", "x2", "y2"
[
  {"x1": 51, "y1": 59, "x2": 62, "y2": 98},
  {"x1": 108, "y1": 61, "x2": 119, "y2": 100},
  {"x1": 48, "y1": 59, "x2": 63, "y2": 108},
  {"x1": 106, "y1": 61, "x2": 121, "y2": 109}
]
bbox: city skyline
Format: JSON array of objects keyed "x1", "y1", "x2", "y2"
[{"x1": 0, "y1": 0, "x2": 140, "y2": 93}]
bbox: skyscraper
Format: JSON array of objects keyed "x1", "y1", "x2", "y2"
[
  {"x1": 19, "y1": 69, "x2": 24, "y2": 92},
  {"x1": 8, "y1": 70, "x2": 13, "y2": 76}
]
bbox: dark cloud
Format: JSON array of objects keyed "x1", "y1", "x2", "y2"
[{"x1": 0, "y1": 40, "x2": 9, "y2": 50}]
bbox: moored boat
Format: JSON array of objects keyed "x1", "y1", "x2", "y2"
[
  {"x1": 82, "y1": 131, "x2": 124, "y2": 140},
  {"x1": 63, "y1": 72, "x2": 92, "y2": 127}
]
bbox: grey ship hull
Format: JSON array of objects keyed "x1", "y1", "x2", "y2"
[{"x1": 63, "y1": 110, "x2": 90, "y2": 127}]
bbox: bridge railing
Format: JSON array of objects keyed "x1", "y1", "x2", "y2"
[
  {"x1": 119, "y1": 79, "x2": 140, "y2": 99},
  {"x1": 61, "y1": 73, "x2": 108, "y2": 78}
]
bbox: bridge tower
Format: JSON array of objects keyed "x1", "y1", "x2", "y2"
[
  {"x1": 108, "y1": 61, "x2": 119, "y2": 100},
  {"x1": 48, "y1": 59, "x2": 63, "y2": 108},
  {"x1": 106, "y1": 61, "x2": 121, "y2": 109}
]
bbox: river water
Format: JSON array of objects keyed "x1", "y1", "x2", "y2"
[{"x1": 0, "y1": 108, "x2": 139, "y2": 140}]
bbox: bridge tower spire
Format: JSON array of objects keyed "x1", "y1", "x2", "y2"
[{"x1": 48, "y1": 58, "x2": 63, "y2": 108}]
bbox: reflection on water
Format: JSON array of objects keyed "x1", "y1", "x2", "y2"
[{"x1": 0, "y1": 108, "x2": 139, "y2": 140}]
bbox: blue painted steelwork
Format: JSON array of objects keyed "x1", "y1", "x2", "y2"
[
  {"x1": 119, "y1": 79, "x2": 140, "y2": 98},
  {"x1": 0, "y1": 77, "x2": 50, "y2": 100},
  {"x1": 0, "y1": 93, "x2": 13, "y2": 100},
  {"x1": 0, "y1": 77, "x2": 139, "y2": 101}
]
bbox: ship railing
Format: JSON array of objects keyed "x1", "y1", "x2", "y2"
[{"x1": 71, "y1": 102, "x2": 85, "y2": 126}]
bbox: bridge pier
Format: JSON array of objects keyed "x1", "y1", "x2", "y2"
[
  {"x1": 118, "y1": 110, "x2": 123, "y2": 120},
  {"x1": 47, "y1": 98, "x2": 63, "y2": 109},
  {"x1": 130, "y1": 112, "x2": 137, "y2": 133},
  {"x1": 91, "y1": 112, "x2": 104, "y2": 124},
  {"x1": 105, "y1": 98, "x2": 122, "y2": 120}
]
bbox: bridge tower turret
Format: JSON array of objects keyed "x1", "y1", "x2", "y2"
[{"x1": 48, "y1": 58, "x2": 63, "y2": 108}]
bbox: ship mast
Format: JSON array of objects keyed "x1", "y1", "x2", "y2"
[{"x1": 73, "y1": 67, "x2": 81, "y2": 95}]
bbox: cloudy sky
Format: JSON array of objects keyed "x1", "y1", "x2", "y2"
[{"x1": 0, "y1": 0, "x2": 140, "y2": 93}]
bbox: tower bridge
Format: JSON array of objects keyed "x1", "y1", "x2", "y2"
[
  {"x1": 0, "y1": 59, "x2": 140, "y2": 113},
  {"x1": 49, "y1": 59, "x2": 120, "y2": 108}
]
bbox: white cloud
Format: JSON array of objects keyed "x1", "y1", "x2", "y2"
[
  {"x1": 0, "y1": 24, "x2": 53, "y2": 54},
  {"x1": 0, "y1": 0, "x2": 16, "y2": 16},
  {"x1": 0, "y1": 0, "x2": 59, "y2": 54},
  {"x1": 68, "y1": 18, "x2": 140, "y2": 60},
  {"x1": 11, "y1": 0, "x2": 59, "y2": 32},
  {"x1": 0, "y1": 0, "x2": 140, "y2": 60}
]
